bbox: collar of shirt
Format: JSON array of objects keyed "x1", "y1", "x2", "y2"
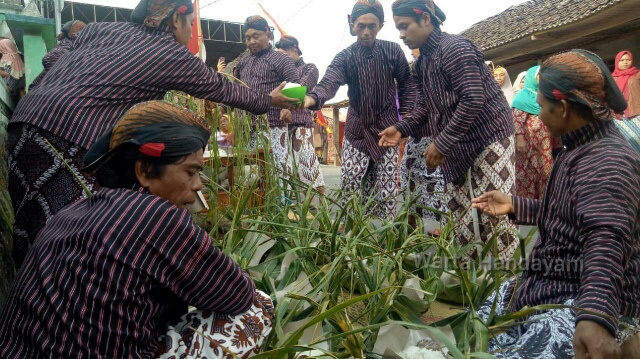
[
  {"x1": 354, "y1": 40, "x2": 382, "y2": 58},
  {"x1": 253, "y1": 44, "x2": 273, "y2": 58},
  {"x1": 420, "y1": 27, "x2": 442, "y2": 57},
  {"x1": 143, "y1": 23, "x2": 175, "y2": 41},
  {"x1": 561, "y1": 119, "x2": 615, "y2": 150}
]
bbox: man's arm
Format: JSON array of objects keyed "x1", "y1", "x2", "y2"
[
  {"x1": 307, "y1": 52, "x2": 349, "y2": 110},
  {"x1": 150, "y1": 208, "x2": 256, "y2": 314},
  {"x1": 165, "y1": 48, "x2": 271, "y2": 115},
  {"x1": 509, "y1": 196, "x2": 541, "y2": 226},
  {"x1": 575, "y1": 156, "x2": 639, "y2": 336},
  {"x1": 432, "y1": 40, "x2": 486, "y2": 156}
]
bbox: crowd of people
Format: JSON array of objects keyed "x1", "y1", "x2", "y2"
[{"x1": 0, "y1": 0, "x2": 638, "y2": 358}]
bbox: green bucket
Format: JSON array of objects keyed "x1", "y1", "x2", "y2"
[{"x1": 281, "y1": 85, "x2": 307, "y2": 104}]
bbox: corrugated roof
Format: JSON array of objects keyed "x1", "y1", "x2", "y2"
[{"x1": 460, "y1": 0, "x2": 625, "y2": 50}]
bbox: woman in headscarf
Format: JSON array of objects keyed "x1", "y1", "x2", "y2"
[
  {"x1": 29, "y1": 20, "x2": 87, "y2": 90},
  {"x1": 511, "y1": 65, "x2": 553, "y2": 199},
  {"x1": 493, "y1": 66, "x2": 515, "y2": 105},
  {"x1": 512, "y1": 71, "x2": 526, "y2": 94},
  {"x1": 0, "y1": 101, "x2": 274, "y2": 359},
  {"x1": 6, "y1": 0, "x2": 298, "y2": 268},
  {"x1": 473, "y1": 49, "x2": 640, "y2": 359},
  {"x1": 613, "y1": 50, "x2": 640, "y2": 119},
  {"x1": 0, "y1": 39, "x2": 25, "y2": 103},
  {"x1": 613, "y1": 50, "x2": 640, "y2": 154}
]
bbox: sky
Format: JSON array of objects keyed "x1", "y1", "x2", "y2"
[{"x1": 70, "y1": 0, "x2": 529, "y2": 102}]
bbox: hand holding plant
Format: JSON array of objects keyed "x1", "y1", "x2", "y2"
[{"x1": 471, "y1": 191, "x2": 513, "y2": 216}]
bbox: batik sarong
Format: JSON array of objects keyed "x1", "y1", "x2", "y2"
[
  {"x1": 289, "y1": 126, "x2": 325, "y2": 189},
  {"x1": 339, "y1": 139, "x2": 399, "y2": 220},
  {"x1": 476, "y1": 281, "x2": 640, "y2": 359},
  {"x1": 445, "y1": 136, "x2": 518, "y2": 262},
  {"x1": 7, "y1": 123, "x2": 96, "y2": 268},
  {"x1": 513, "y1": 110, "x2": 553, "y2": 200},
  {"x1": 401, "y1": 137, "x2": 446, "y2": 223},
  {"x1": 248, "y1": 126, "x2": 292, "y2": 193},
  {"x1": 616, "y1": 115, "x2": 640, "y2": 154},
  {"x1": 156, "y1": 291, "x2": 274, "y2": 359}
]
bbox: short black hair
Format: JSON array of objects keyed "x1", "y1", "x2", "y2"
[{"x1": 95, "y1": 144, "x2": 186, "y2": 189}]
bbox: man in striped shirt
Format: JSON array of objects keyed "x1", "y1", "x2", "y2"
[
  {"x1": 276, "y1": 35, "x2": 326, "y2": 194},
  {"x1": 0, "y1": 101, "x2": 274, "y2": 358},
  {"x1": 234, "y1": 16, "x2": 301, "y2": 193},
  {"x1": 380, "y1": 0, "x2": 518, "y2": 261},
  {"x1": 304, "y1": 0, "x2": 417, "y2": 221},
  {"x1": 473, "y1": 50, "x2": 640, "y2": 359}
]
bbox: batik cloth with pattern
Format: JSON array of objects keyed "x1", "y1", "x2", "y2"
[
  {"x1": 270, "y1": 126, "x2": 292, "y2": 191},
  {"x1": 513, "y1": 109, "x2": 553, "y2": 200},
  {"x1": 7, "y1": 123, "x2": 96, "y2": 268},
  {"x1": 0, "y1": 185, "x2": 258, "y2": 359},
  {"x1": 400, "y1": 137, "x2": 446, "y2": 223},
  {"x1": 476, "y1": 281, "x2": 640, "y2": 359},
  {"x1": 156, "y1": 290, "x2": 274, "y2": 359},
  {"x1": 289, "y1": 126, "x2": 325, "y2": 189},
  {"x1": 616, "y1": 115, "x2": 640, "y2": 154},
  {"x1": 340, "y1": 139, "x2": 399, "y2": 220},
  {"x1": 445, "y1": 136, "x2": 519, "y2": 262}
]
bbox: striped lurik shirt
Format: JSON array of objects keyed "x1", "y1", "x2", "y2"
[
  {"x1": 29, "y1": 37, "x2": 74, "y2": 90},
  {"x1": 508, "y1": 120, "x2": 640, "y2": 336},
  {"x1": 0, "y1": 186, "x2": 256, "y2": 358},
  {"x1": 394, "y1": 28, "x2": 514, "y2": 184},
  {"x1": 308, "y1": 40, "x2": 417, "y2": 161},
  {"x1": 234, "y1": 45, "x2": 300, "y2": 128},
  {"x1": 12, "y1": 22, "x2": 271, "y2": 150},
  {"x1": 291, "y1": 58, "x2": 318, "y2": 128}
]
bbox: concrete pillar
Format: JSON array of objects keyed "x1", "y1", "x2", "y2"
[{"x1": 22, "y1": 31, "x2": 47, "y2": 89}]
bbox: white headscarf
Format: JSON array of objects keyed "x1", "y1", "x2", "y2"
[
  {"x1": 494, "y1": 66, "x2": 515, "y2": 106},
  {"x1": 512, "y1": 71, "x2": 527, "y2": 94}
]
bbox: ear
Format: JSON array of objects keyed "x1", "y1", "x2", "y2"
[
  {"x1": 421, "y1": 12, "x2": 431, "y2": 26},
  {"x1": 135, "y1": 160, "x2": 152, "y2": 188},
  {"x1": 559, "y1": 99, "x2": 570, "y2": 120},
  {"x1": 170, "y1": 12, "x2": 181, "y2": 30}
]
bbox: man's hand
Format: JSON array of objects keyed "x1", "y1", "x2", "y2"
[
  {"x1": 270, "y1": 82, "x2": 299, "y2": 110},
  {"x1": 471, "y1": 191, "x2": 514, "y2": 216},
  {"x1": 424, "y1": 143, "x2": 445, "y2": 168},
  {"x1": 217, "y1": 58, "x2": 226, "y2": 72},
  {"x1": 280, "y1": 109, "x2": 293, "y2": 124},
  {"x1": 378, "y1": 126, "x2": 402, "y2": 147},
  {"x1": 303, "y1": 95, "x2": 316, "y2": 109},
  {"x1": 516, "y1": 134, "x2": 527, "y2": 156},
  {"x1": 574, "y1": 321, "x2": 621, "y2": 359},
  {"x1": 0, "y1": 69, "x2": 9, "y2": 78}
]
